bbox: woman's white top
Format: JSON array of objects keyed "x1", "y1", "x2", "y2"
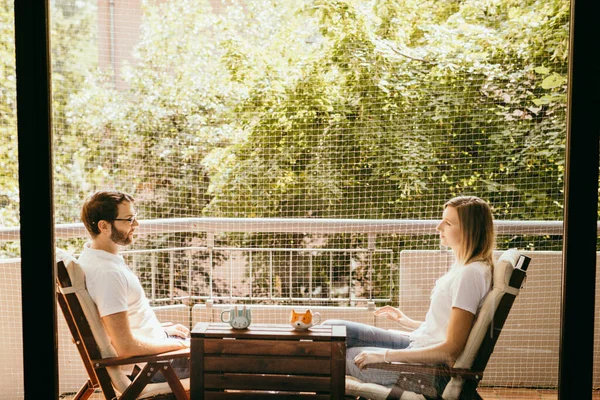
[{"x1": 408, "y1": 261, "x2": 492, "y2": 349}]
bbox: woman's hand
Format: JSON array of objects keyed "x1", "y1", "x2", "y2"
[
  {"x1": 164, "y1": 324, "x2": 190, "y2": 339},
  {"x1": 353, "y1": 350, "x2": 386, "y2": 369},
  {"x1": 374, "y1": 306, "x2": 415, "y2": 328}
]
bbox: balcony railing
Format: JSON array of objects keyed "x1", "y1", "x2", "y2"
[
  {"x1": 0, "y1": 217, "x2": 571, "y2": 242},
  {"x1": 0, "y1": 218, "x2": 573, "y2": 305},
  {"x1": 118, "y1": 246, "x2": 395, "y2": 303}
]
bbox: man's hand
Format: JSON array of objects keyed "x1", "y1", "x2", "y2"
[
  {"x1": 353, "y1": 350, "x2": 387, "y2": 369},
  {"x1": 164, "y1": 323, "x2": 190, "y2": 339},
  {"x1": 103, "y1": 312, "x2": 188, "y2": 357}
]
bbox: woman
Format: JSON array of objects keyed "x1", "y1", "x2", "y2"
[{"x1": 323, "y1": 196, "x2": 496, "y2": 387}]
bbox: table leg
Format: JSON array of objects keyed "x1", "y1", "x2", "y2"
[
  {"x1": 331, "y1": 339, "x2": 346, "y2": 398},
  {"x1": 190, "y1": 336, "x2": 204, "y2": 400}
]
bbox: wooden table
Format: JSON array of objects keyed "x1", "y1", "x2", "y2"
[{"x1": 190, "y1": 322, "x2": 346, "y2": 399}]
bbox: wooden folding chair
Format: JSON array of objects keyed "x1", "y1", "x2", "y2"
[
  {"x1": 345, "y1": 249, "x2": 531, "y2": 400},
  {"x1": 55, "y1": 250, "x2": 190, "y2": 400}
]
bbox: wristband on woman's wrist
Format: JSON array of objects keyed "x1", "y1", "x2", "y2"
[{"x1": 383, "y1": 350, "x2": 391, "y2": 363}]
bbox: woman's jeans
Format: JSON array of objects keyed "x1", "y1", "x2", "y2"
[{"x1": 323, "y1": 319, "x2": 410, "y2": 387}]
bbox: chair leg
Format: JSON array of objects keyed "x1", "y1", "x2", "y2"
[
  {"x1": 95, "y1": 368, "x2": 117, "y2": 400},
  {"x1": 120, "y1": 363, "x2": 160, "y2": 400},
  {"x1": 160, "y1": 363, "x2": 189, "y2": 400},
  {"x1": 386, "y1": 385, "x2": 405, "y2": 400},
  {"x1": 72, "y1": 380, "x2": 95, "y2": 400}
]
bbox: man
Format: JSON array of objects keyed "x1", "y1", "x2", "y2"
[{"x1": 79, "y1": 190, "x2": 189, "y2": 381}]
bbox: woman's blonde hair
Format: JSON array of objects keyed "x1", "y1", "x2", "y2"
[{"x1": 444, "y1": 196, "x2": 495, "y2": 267}]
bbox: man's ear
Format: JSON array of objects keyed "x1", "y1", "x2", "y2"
[{"x1": 97, "y1": 220, "x2": 112, "y2": 235}]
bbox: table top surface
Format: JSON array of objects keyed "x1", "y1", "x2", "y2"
[{"x1": 191, "y1": 322, "x2": 346, "y2": 340}]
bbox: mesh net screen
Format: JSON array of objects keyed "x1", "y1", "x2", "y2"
[{"x1": 0, "y1": 0, "x2": 581, "y2": 398}]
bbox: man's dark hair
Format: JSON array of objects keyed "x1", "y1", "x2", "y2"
[{"x1": 81, "y1": 190, "x2": 135, "y2": 237}]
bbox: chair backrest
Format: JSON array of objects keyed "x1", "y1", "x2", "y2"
[
  {"x1": 442, "y1": 249, "x2": 530, "y2": 399},
  {"x1": 55, "y1": 249, "x2": 135, "y2": 397}
]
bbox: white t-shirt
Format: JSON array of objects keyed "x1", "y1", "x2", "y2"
[
  {"x1": 78, "y1": 242, "x2": 165, "y2": 340},
  {"x1": 408, "y1": 261, "x2": 492, "y2": 349}
]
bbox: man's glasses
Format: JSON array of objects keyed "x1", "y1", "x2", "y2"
[{"x1": 113, "y1": 214, "x2": 138, "y2": 224}]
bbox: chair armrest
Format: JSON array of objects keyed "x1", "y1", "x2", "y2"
[
  {"x1": 367, "y1": 362, "x2": 446, "y2": 374},
  {"x1": 367, "y1": 362, "x2": 482, "y2": 379},
  {"x1": 93, "y1": 348, "x2": 190, "y2": 368},
  {"x1": 365, "y1": 362, "x2": 483, "y2": 398}
]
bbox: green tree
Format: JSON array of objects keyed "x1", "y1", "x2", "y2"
[
  {"x1": 0, "y1": 1, "x2": 18, "y2": 232},
  {"x1": 0, "y1": 0, "x2": 98, "y2": 257},
  {"x1": 1, "y1": 0, "x2": 569, "y2": 295}
]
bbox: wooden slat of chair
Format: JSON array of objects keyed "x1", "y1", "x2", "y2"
[
  {"x1": 56, "y1": 260, "x2": 118, "y2": 400},
  {"x1": 367, "y1": 363, "x2": 479, "y2": 379},
  {"x1": 57, "y1": 292, "x2": 98, "y2": 398},
  {"x1": 94, "y1": 349, "x2": 190, "y2": 367},
  {"x1": 70, "y1": 379, "x2": 96, "y2": 400}
]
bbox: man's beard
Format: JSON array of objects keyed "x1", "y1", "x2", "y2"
[{"x1": 110, "y1": 223, "x2": 133, "y2": 245}]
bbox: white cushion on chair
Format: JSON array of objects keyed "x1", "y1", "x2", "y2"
[
  {"x1": 442, "y1": 249, "x2": 522, "y2": 400},
  {"x1": 345, "y1": 376, "x2": 427, "y2": 400},
  {"x1": 56, "y1": 248, "x2": 190, "y2": 398},
  {"x1": 345, "y1": 376, "x2": 391, "y2": 400}
]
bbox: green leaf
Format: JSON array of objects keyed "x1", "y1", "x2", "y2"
[{"x1": 541, "y1": 73, "x2": 567, "y2": 89}]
